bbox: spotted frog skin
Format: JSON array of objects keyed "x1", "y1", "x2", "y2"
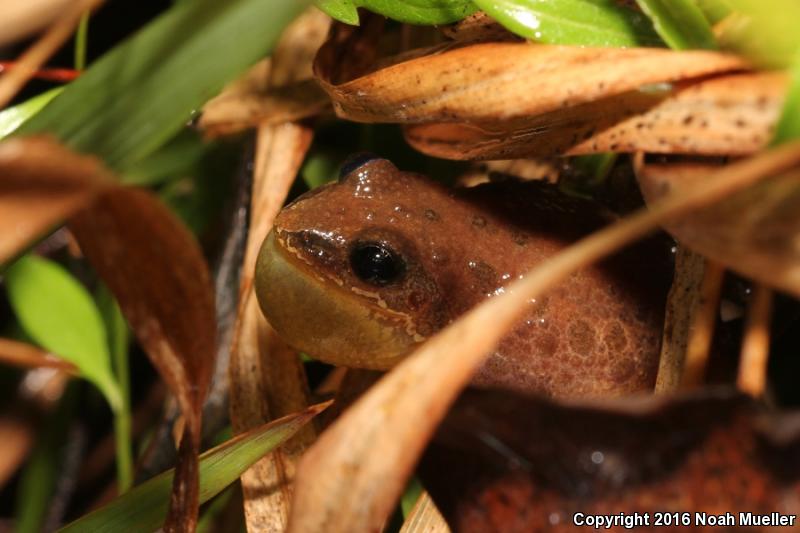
[{"x1": 256, "y1": 157, "x2": 671, "y2": 397}]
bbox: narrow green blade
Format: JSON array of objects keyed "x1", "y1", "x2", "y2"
[
  {"x1": 316, "y1": 0, "x2": 476, "y2": 25},
  {"x1": 17, "y1": 0, "x2": 309, "y2": 171},
  {"x1": 635, "y1": 0, "x2": 717, "y2": 50},
  {"x1": 59, "y1": 404, "x2": 328, "y2": 533},
  {"x1": 472, "y1": 0, "x2": 663, "y2": 47}
]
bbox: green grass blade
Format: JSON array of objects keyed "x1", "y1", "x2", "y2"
[
  {"x1": 17, "y1": 0, "x2": 309, "y2": 171},
  {"x1": 5, "y1": 255, "x2": 121, "y2": 410},
  {"x1": 717, "y1": 0, "x2": 800, "y2": 68},
  {"x1": 771, "y1": 52, "x2": 800, "y2": 145},
  {"x1": 472, "y1": 0, "x2": 663, "y2": 47},
  {"x1": 0, "y1": 88, "x2": 62, "y2": 139},
  {"x1": 635, "y1": 0, "x2": 717, "y2": 49},
  {"x1": 316, "y1": 0, "x2": 476, "y2": 25},
  {"x1": 59, "y1": 403, "x2": 329, "y2": 533}
]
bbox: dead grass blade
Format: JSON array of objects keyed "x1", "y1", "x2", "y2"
[
  {"x1": 0, "y1": 137, "x2": 114, "y2": 264},
  {"x1": 406, "y1": 71, "x2": 786, "y2": 159},
  {"x1": 69, "y1": 186, "x2": 215, "y2": 531},
  {"x1": 737, "y1": 284, "x2": 773, "y2": 397},
  {"x1": 679, "y1": 261, "x2": 725, "y2": 389},
  {"x1": 0, "y1": 0, "x2": 71, "y2": 47},
  {"x1": 636, "y1": 157, "x2": 800, "y2": 298},
  {"x1": 0, "y1": 338, "x2": 77, "y2": 373},
  {"x1": 654, "y1": 247, "x2": 706, "y2": 393},
  {"x1": 287, "y1": 141, "x2": 800, "y2": 533},
  {"x1": 226, "y1": 8, "x2": 326, "y2": 531},
  {"x1": 0, "y1": 0, "x2": 105, "y2": 109},
  {"x1": 400, "y1": 491, "x2": 450, "y2": 533},
  {"x1": 315, "y1": 41, "x2": 747, "y2": 124}
]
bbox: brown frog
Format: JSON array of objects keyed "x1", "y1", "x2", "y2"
[{"x1": 255, "y1": 155, "x2": 671, "y2": 397}]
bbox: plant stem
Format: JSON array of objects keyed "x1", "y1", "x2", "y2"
[{"x1": 74, "y1": 12, "x2": 90, "y2": 70}]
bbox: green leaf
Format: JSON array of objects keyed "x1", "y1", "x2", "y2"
[
  {"x1": 59, "y1": 403, "x2": 329, "y2": 533},
  {"x1": 5, "y1": 255, "x2": 121, "y2": 410},
  {"x1": 472, "y1": 0, "x2": 663, "y2": 47},
  {"x1": 635, "y1": 0, "x2": 717, "y2": 49},
  {"x1": 17, "y1": 0, "x2": 310, "y2": 171},
  {"x1": 0, "y1": 88, "x2": 61, "y2": 139},
  {"x1": 695, "y1": 0, "x2": 732, "y2": 24},
  {"x1": 315, "y1": 0, "x2": 360, "y2": 24},
  {"x1": 716, "y1": 0, "x2": 800, "y2": 68},
  {"x1": 316, "y1": 0, "x2": 476, "y2": 25},
  {"x1": 771, "y1": 52, "x2": 800, "y2": 145}
]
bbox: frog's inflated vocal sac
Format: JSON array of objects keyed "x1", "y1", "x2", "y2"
[{"x1": 255, "y1": 155, "x2": 672, "y2": 397}]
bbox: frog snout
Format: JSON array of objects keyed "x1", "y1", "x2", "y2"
[{"x1": 254, "y1": 231, "x2": 417, "y2": 369}]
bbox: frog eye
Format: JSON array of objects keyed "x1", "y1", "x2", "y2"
[
  {"x1": 350, "y1": 241, "x2": 405, "y2": 286},
  {"x1": 338, "y1": 152, "x2": 381, "y2": 181}
]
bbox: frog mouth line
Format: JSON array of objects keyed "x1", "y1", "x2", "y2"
[{"x1": 254, "y1": 231, "x2": 419, "y2": 370}]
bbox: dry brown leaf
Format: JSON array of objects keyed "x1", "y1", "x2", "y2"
[
  {"x1": 420, "y1": 387, "x2": 794, "y2": 532},
  {"x1": 0, "y1": 337, "x2": 77, "y2": 373},
  {"x1": 636, "y1": 157, "x2": 800, "y2": 298},
  {"x1": 69, "y1": 186, "x2": 215, "y2": 532},
  {"x1": 405, "y1": 72, "x2": 786, "y2": 159},
  {"x1": 0, "y1": 137, "x2": 114, "y2": 264},
  {"x1": 199, "y1": 79, "x2": 330, "y2": 137},
  {"x1": 288, "y1": 142, "x2": 800, "y2": 533},
  {"x1": 315, "y1": 41, "x2": 747, "y2": 124}
]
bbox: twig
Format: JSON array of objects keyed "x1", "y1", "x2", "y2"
[
  {"x1": 680, "y1": 261, "x2": 725, "y2": 389},
  {"x1": 737, "y1": 285, "x2": 774, "y2": 397},
  {"x1": 0, "y1": 0, "x2": 104, "y2": 109}
]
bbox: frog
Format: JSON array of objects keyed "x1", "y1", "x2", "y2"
[{"x1": 255, "y1": 155, "x2": 672, "y2": 397}]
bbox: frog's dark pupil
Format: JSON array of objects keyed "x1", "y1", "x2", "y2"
[{"x1": 350, "y1": 242, "x2": 404, "y2": 285}]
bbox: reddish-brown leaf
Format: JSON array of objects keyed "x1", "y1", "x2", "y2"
[
  {"x1": 421, "y1": 387, "x2": 798, "y2": 533},
  {"x1": 69, "y1": 186, "x2": 215, "y2": 531},
  {"x1": 0, "y1": 137, "x2": 114, "y2": 264}
]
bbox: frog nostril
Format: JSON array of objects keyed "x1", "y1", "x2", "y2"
[{"x1": 338, "y1": 152, "x2": 381, "y2": 181}]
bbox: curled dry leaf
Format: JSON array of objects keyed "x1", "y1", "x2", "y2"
[
  {"x1": 635, "y1": 156, "x2": 800, "y2": 299},
  {"x1": 0, "y1": 137, "x2": 114, "y2": 264},
  {"x1": 313, "y1": 30, "x2": 790, "y2": 160},
  {"x1": 315, "y1": 41, "x2": 747, "y2": 124},
  {"x1": 199, "y1": 79, "x2": 329, "y2": 137},
  {"x1": 406, "y1": 72, "x2": 786, "y2": 160},
  {"x1": 288, "y1": 141, "x2": 800, "y2": 533},
  {"x1": 420, "y1": 387, "x2": 799, "y2": 533},
  {"x1": 69, "y1": 186, "x2": 216, "y2": 532}
]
